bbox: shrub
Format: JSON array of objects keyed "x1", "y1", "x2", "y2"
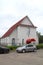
[
  {"x1": 36, "y1": 44, "x2": 43, "y2": 49},
  {"x1": 6, "y1": 46, "x2": 19, "y2": 50}
]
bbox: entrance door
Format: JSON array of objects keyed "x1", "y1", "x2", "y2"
[{"x1": 12, "y1": 38, "x2": 15, "y2": 46}]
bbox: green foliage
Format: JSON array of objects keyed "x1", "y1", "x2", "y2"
[
  {"x1": 6, "y1": 46, "x2": 19, "y2": 50},
  {"x1": 36, "y1": 44, "x2": 43, "y2": 49},
  {"x1": 37, "y1": 32, "x2": 43, "y2": 43},
  {"x1": 39, "y1": 35, "x2": 43, "y2": 43}
]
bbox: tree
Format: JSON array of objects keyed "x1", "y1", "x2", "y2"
[
  {"x1": 39, "y1": 35, "x2": 43, "y2": 43},
  {"x1": 36, "y1": 32, "x2": 43, "y2": 43}
]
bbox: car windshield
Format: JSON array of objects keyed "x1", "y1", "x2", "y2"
[
  {"x1": 21, "y1": 44, "x2": 34, "y2": 47},
  {"x1": 20, "y1": 45, "x2": 26, "y2": 47}
]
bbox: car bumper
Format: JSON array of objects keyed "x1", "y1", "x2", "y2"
[{"x1": 16, "y1": 49, "x2": 22, "y2": 53}]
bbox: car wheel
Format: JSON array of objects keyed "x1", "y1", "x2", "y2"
[
  {"x1": 33, "y1": 49, "x2": 37, "y2": 52},
  {"x1": 17, "y1": 50, "x2": 19, "y2": 53},
  {"x1": 22, "y1": 49, "x2": 26, "y2": 53},
  {"x1": 6, "y1": 50, "x2": 9, "y2": 53}
]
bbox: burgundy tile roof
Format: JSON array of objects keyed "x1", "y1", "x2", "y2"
[{"x1": 1, "y1": 16, "x2": 37, "y2": 38}]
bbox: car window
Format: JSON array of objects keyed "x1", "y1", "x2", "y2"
[{"x1": 26, "y1": 45, "x2": 33, "y2": 47}]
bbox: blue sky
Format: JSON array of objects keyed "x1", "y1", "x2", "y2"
[{"x1": 0, "y1": 0, "x2": 43, "y2": 37}]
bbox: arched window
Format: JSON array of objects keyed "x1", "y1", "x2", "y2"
[{"x1": 12, "y1": 38, "x2": 15, "y2": 46}]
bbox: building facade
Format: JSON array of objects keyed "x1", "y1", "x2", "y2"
[{"x1": 1, "y1": 16, "x2": 39, "y2": 46}]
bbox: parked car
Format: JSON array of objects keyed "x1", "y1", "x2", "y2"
[
  {"x1": 16, "y1": 44, "x2": 37, "y2": 53},
  {"x1": 0, "y1": 46, "x2": 10, "y2": 54}
]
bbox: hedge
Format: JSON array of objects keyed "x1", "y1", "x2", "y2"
[
  {"x1": 6, "y1": 44, "x2": 43, "y2": 50},
  {"x1": 36, "y1": 44, "x2": 43, "y2": 49},
  {"x1": 6, "y1": 46, "x2": 19, "y2": 50}
]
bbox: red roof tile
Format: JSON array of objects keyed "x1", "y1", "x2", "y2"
[{"x1": 1, "y1": 16, "x2": 37, "y2": 38}]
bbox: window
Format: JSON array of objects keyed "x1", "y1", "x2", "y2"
[
  {"x1": 28, "y1": 27, "x2": 30, "y2": 36},
  {"x1": 12, "y1": 38, "x2": 15, "y2": 46},
  {"x1": 26, "y1": 45, "x2": 33, "y2": 47},
  {"x1": 22, "y1": 39, "x2": 24, "y2": 45}
]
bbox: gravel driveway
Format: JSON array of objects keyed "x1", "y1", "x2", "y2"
[{"x1": 0, "y1": 49, "x2": 43, "y2": 65}]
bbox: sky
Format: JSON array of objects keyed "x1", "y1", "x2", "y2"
[{"x1": 0, "y1": 0, "x2": 43, "y2": 37}]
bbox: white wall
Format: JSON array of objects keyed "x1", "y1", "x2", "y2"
[
  {"x1": 35, "y1": 33, "x2": 39, "y2": 45},
  {"x1": 18, "y1": 26, "x2": 38, "y2": 45},
  {"x1": 29, "y1": 28, "x2": 38, "y2": 45},
  {"x1": 1, "y1": 28, "x2": 18, "y2": 46},
  {"x1": 9, "y1": 28, "x2": 18, "y2": 45},
  {"x1": 18, "y1": 26, "x2": 30, "y2": 45},
  {"x1": 1, "y1": 37, "x2": 10, "y2": 46},
  {"x1": 21, "y1": 17, "x2": 33, "y2": 25}
]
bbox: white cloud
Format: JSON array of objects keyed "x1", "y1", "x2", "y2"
[{"x1": 0, "y1": 0, "x2": 43, "y2": 37}]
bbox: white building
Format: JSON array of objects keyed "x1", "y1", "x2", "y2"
[{"x1": 1, "y1": 16, "x2": 39, "y2": 46}]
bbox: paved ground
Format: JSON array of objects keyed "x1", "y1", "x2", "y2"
[{"x1": 0, "y1": 49, "x2": 43, "y2": 65}]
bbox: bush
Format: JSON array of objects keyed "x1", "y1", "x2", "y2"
[
  {"x1": 6, "y1": 46, "x2": 19, "y2": 50},
  {"x1": 36, "y1": 44, "x2": 43, "y2": 49}
]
